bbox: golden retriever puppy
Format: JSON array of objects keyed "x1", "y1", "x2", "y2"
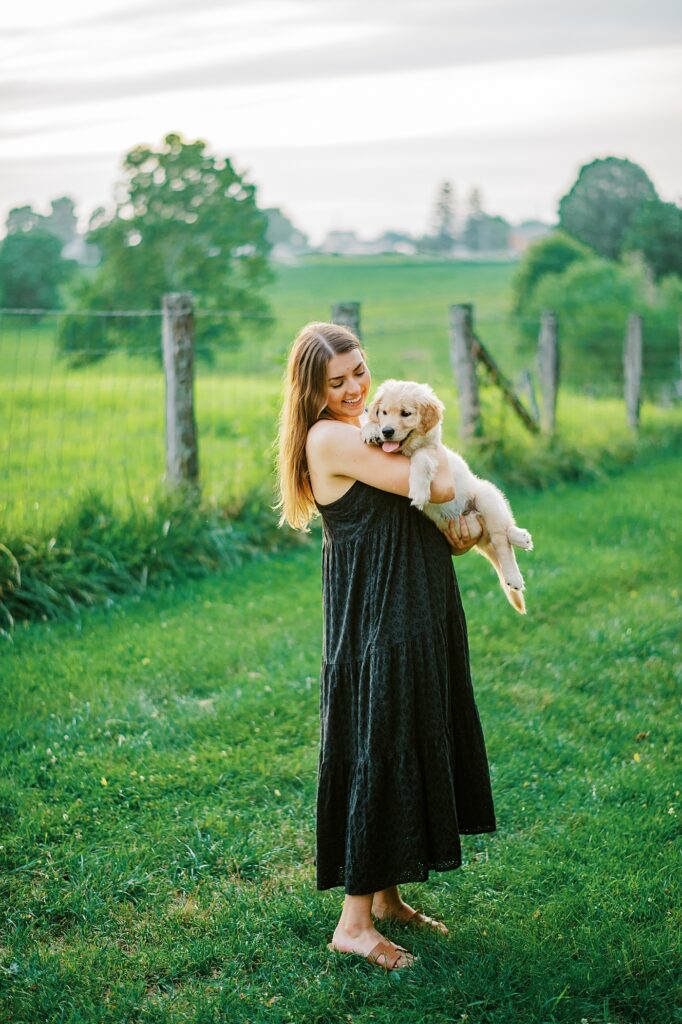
[{"x1": 361, "y1": 379, "x2": 533, "y2": 614}]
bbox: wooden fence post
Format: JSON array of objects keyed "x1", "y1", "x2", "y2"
[
  {"x1": 518, "y1": 369, "x2": 540, "y2": 424},
  {"x1": 162, "y1": 292, "x2": 199, "y2": 487},
  {"x1": 331, "y1": 301, "x2": 361, "y2": 339},
  {"x1": 449, "y1": 303, "x2": 482, "y2": 439},
  {"x1": 536, "y1": 310, "x2": 559, "y2": 434},
  {"x1": 624, "y1": 312, "x2": 642, "y2": 430}
]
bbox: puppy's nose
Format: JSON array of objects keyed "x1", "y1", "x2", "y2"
[{"x1": 382, "y1": 427, "x2": 395, "y2": 438}]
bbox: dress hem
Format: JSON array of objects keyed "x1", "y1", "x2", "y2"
[{"x1": 316, "y1": 824, "x2": 498, "y2": 895}]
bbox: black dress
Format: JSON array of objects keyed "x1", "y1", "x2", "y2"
[{"x1": 315, "y1": 479, "x2": 496, "y2": 896}]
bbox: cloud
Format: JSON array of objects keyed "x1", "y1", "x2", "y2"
[{"x1": 2, "y1": 0, "x2": 680, "y2": 117}]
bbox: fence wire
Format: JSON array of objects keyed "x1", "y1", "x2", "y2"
[{"x1": 1, "y1": 306, "x2": 680, "y2": 535}]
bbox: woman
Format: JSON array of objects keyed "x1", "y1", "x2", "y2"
[{"x1": 277, "y1": 322, "x2": 496, "y2": 972}]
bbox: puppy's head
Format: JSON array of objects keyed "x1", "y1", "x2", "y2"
[{"x1": 367, "y1": 380, "x2": 444, "y2": 452}]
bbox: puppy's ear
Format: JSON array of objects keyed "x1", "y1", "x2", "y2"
[
  {"x1": 366, "y1": 388, "x2": 383, "y2": 423},
  {"x1": 419, "y1": 393, "x2": 444, "y2": 433}
]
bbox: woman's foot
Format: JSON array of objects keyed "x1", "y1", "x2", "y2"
[
  {"x1": 371, "y1": 896, "x2": 449, "y2": 935},
  {"x1": 329, "y1": 923, "x2": 416, "y2": 969}
]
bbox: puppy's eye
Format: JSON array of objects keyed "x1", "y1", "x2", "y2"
[
  {"x1": 381, "y1": 410, "x2": 387, "y2": 415},
  {"x1": 400, "y1": 410, "x2": 410, "y2": 417}
]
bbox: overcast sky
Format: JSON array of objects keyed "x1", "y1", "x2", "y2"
[{"x1": 1, "y1": 0, "x2": 680, "y2": 242}]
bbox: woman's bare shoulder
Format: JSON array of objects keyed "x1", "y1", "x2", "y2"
[{"x1": 307, "y1": 419, "x2": 357, "y2": 451}]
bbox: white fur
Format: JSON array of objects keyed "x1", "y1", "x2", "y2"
[{"x1": 362, "y1": 379, "x2": 533, "y2": 615}]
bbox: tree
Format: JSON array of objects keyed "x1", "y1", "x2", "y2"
[
  {"x1": 263, "y1": 207, "x2": 309, "y2": 250},
  {"x1": 624, "y1": 199, "x2": 682, "y2": 281},
  {"x1": 6, "y1": 205, "x2": 41, "y2": 235},
  {"x1": 512, "y1": 230, "x2": 592, "y2": 316},
  {"x1": 463, "y1": 212, "x2": 509, "y2": 252},
  {"x1": 558, "y1": 157, "x2": 658, "y2": 260},
  {"x1": 44, "y1": 197, "x2": 78, "y2": 246},
  {"x1": 0, "y1": 231, "x2": 75, "y2": 309},
  {"x1": 58, "y1": 132, "x2": 273, "y2": 365},
  {"x1": 430, "y1": 181, "x2": 456, "y2": 253},
  {"x1": 466, "y1": 187, "x2": 483, "y2": 220},
  {"x1": 6, "y1": 196, "x2": 78, "y2": 246},
  {"x1": 460, "y1": 187, "x2": 510, "y2": 252},
  {"x1": 523, "y1": 257, "x2": 680, "y2": 394}
]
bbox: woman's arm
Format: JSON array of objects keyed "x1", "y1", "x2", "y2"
[{"x1": 307, "y1": 421, "x2": 455, "y2": 503}]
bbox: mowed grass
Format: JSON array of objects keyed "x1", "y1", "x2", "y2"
[{"x1": 1, "y1": 455, "x2": 680, "y2": 1024}]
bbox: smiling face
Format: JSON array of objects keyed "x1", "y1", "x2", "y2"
[{"x1": 324, "y1": 348, "x2": 371, "y2": 423}]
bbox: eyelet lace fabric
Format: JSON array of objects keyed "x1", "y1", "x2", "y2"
[{"x1": 315, "y1": 480, "x2": 496, "y2": 896}]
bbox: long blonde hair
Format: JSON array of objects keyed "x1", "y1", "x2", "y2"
[{"x1": 276, "y1": 321, "x2": 365, "y2": 530}]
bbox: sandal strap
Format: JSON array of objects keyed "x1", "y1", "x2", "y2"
[{"x1": 367, "y1": 939, "x2": 408, "y2": 969}]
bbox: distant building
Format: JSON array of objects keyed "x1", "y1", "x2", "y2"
[
  {"x1": 318, "y1": 230, "x2": 417, "y2": 256},
  {"x1": 508, "y1": 220, "x2": 553, "y2": 254},
  {"x1": 319, "y1": 231, "x2": 368, "y2": 255},
  {"x1": 270, "y1": 243, "x2": 303, "y2": 265}
]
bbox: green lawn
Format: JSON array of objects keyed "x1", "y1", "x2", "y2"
[{"x1": 1, "y1": 454, "x2": 680, "y2": 1023}]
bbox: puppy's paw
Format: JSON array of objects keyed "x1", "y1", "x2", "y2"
[
  {"x1": 505, "y1": 570, "x2": 525, "y2": 591},
  {"x1": 361, "y1": 423, "x2": 382, "y2": 446},
  {"x1": 508, "y1": 526, "x2": 533, "y2": 551},
  {"x1": 409, "y1": 485, "x2": 431, "y2": 510}
]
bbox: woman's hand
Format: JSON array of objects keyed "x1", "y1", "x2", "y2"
[{"x1": 440, "y1": 512, "x2": 484, "y2": 555}]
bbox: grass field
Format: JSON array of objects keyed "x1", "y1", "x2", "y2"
[
  {"x1": 1, "y1": 453, "x2": 680, "y2": 1024},
  {"x1": 2, "y1": 257, "x2": 680, "y2": 535}
]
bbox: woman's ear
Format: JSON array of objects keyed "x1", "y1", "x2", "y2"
[{"x1": 420, "y1": 394, "x2": 444, "y2": 433}]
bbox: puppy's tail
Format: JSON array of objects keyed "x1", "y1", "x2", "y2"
[{"x1": 507, "y1": 588, "x2": 526, "y2": 614}]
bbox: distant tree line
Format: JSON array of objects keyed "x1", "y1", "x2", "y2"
[
  {"x1": 0, "y1": 139, "x2": 679, "y2": 382},
  {"x1": 0, "y1": 198, "x2": 80, "y2": 309},
  {"x1": 423, "y1": 182, "x2": 511, "y2": 255}
]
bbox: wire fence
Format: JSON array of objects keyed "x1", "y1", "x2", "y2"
[{"x1": 1, "y1": 304, "x2": 680, "y2": 535}]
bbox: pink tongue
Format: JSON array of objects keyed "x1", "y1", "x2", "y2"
[{"x1": 382, "y1": 441, "x2": 400, "y2": 453}]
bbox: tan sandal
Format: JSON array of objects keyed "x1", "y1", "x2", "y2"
[{"x1": 326, "y1": 938, "x2": 416, "y2": 971}]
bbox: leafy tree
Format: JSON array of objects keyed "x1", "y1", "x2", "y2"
[
  {"x1": 523, "y1": 257, "x2": 680, "y2": 394},
  {"x1": 624, "y1": 199, "x2": 682, "y2": 281},
  {"x1": 6, "y1": 205, "x2": 42, "y2": 235},
  {"x1": 558, "y1": 157, "x2": 658, "y2": 259},
  {"x1": 0, "y1": 231, "x2": 75, "y2": 309},
  {"x1": 44, "y1": 197, "x2": 78, "y2": 246},
  {"x1": 58, "y1": 132, "x2": 273, "y2": 365},
  {"x1": 512, "y1": 230, "x2": 592, "y2": 316},
  {"x1": 6, "y1": 196, "x2": 78, "y2": 246}
]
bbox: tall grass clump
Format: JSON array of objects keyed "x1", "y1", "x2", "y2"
[{"x1": 0, "y1": 486, "x2": 304, "y2": 632}]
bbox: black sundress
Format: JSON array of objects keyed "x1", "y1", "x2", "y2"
[{"x1": 315, "y1": 479, "x2": 496, "y2": 895}]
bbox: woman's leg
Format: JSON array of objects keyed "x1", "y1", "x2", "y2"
[
  {"x1": 331, "y1": 892, "x2": 415, "y2": 967},
  {"x1": 371, "y1": 884, "x2": 411, "y2": 916},
  {"x1": 372, "y1": 885, "x2": 449, "y2": 934}
]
